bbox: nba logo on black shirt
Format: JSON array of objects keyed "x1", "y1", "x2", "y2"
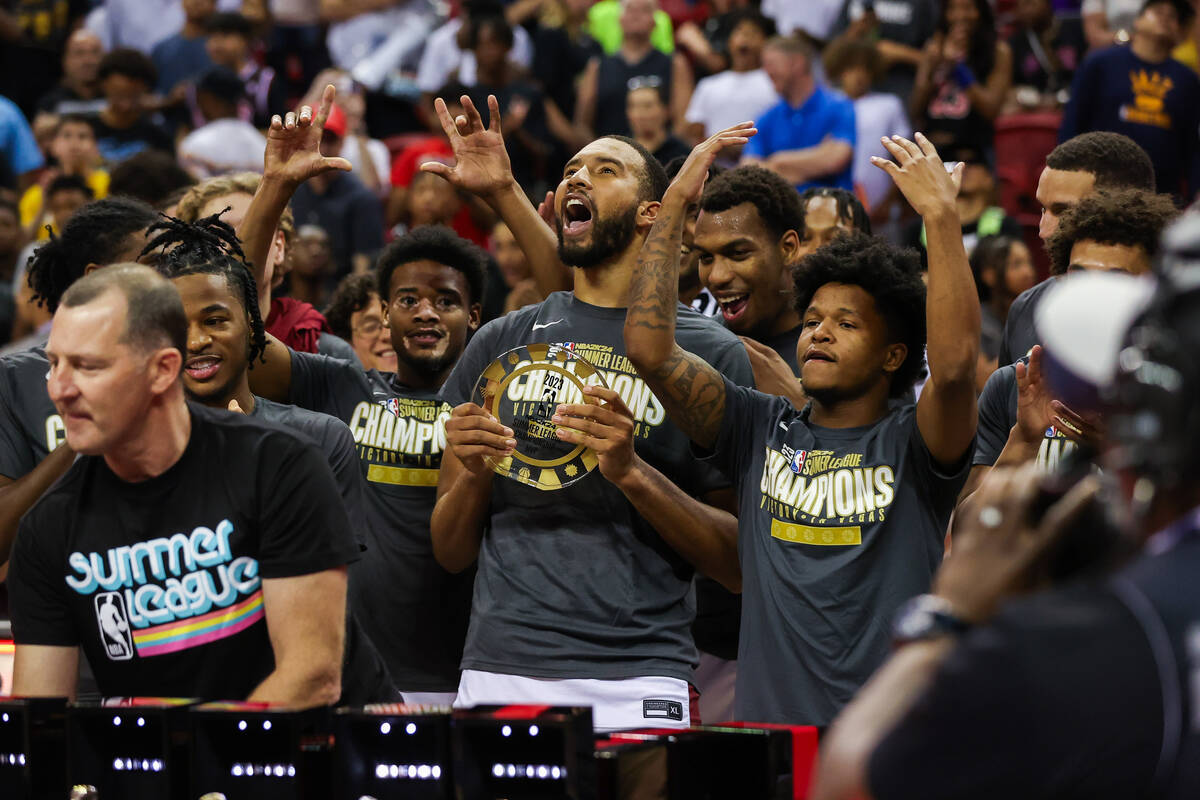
[
  {"x1": 94, "y1": 592, "x2": 134, "y2": 661},
  {"x1": 790, "y1": 449, "x2": 808, "y2": 475}
]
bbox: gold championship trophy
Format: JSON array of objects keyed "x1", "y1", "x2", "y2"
[{"x1": 472, "y1": 343, "x2": 606, "y2": 490}]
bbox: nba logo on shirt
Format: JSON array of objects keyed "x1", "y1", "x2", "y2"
[
  {"x1": 556, "y1": 342, "x2": 576, "y2": 352},
  {"x1": 790, "y1": 449, "x2": 808, "y2": 475},
  {"x1": 94, "y1": 592, "x2": 134, "y2": 661},
  {"x1": 1045, "y1": 425, "x2": 1058, "y2": 438},
  {"x1": 382, "y1": 398, "x2": 401, "y2": 417}
]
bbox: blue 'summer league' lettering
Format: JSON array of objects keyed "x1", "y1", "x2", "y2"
[{"x1": 65, "y1": 520, "x2": 260, "y2": 628}]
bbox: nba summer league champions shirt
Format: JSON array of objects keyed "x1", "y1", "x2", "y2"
[
  {"x1": 441, "y1": 291, "x2": 754, "y2": 684},
  {"x1": 288, "y1": 352, "x2": 473, "y2": 693},
  {"x1": 705, "y1": 380, "x2": 970, "y2": 725},
  {"x1": 7, "y1": 403, "x2": 360, "y2": 699}
]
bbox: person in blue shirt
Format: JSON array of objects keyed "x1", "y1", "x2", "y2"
[
  {"x1": 1060, "y1": 0, "x2": 1200, "y2": 202},
  {"x1": 742, "y1": 35, "x2": 856, "y2": 193},
  {"x1": 0, "y1": 95, "x2": 44, "y2": 192}
]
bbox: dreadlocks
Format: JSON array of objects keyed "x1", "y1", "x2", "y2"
[{"x1": 142, "y1": 211, "x2": 268, "y2": 364}]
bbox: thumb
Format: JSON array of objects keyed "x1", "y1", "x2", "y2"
[
  {"x1": 322, "y1": 157, "x2": 353, "y2": 173},
  {"x1": 228, "y1": 399, "x2": 244, "y2": 414},
  {"x1": 420, "y1": 161, "x2": 455, "y2": 182}
]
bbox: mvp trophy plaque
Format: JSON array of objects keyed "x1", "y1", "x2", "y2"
[{"x1": 472, "y1": 343, "x2": 607, "y2": 490}]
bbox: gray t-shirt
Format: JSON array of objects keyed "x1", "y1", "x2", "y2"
[
  {"x1": 441, "y1": 291, "x2": 754, "y2": 683},
  {"x1": 0, "y1": 347, "x2": 61, "y2": 480},
  {"x1": 706, "y1": 380, "x2": 969, "y2": 725},
  {"x1": 287, "y1": 351, "x2": 472, "y2": 692},
  {"x1": 974, "y1": 362, "x2": 1077, "y2": 471}
]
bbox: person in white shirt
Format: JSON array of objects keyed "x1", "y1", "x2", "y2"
[
  {"x1": 178, "y1": 67, "x2": 267, "y2": 179},
  {"x1": 684, "y1": 9, "x2": 779, "y2": 159},
  {"x1": 762, "y1": 0, "x2": 842, "y2": 40},
  {"x1": 415, "y1": 1, "x2": 534, "y2": 95},
  {"x1": 824, "y1": 38, "x2": 912, "y2": 214}
]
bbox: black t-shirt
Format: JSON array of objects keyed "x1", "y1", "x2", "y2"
[
  {"x1": 467, "y1": 81, "x2": 554, "y2": 191},
  {"x1": 705, "y1": 384, "x2": 970, "y2": 724},
  {"x1": 763, "y1": 323, "x2": 802, "y2": 376},
  {"x1": 441, "y1": 291, "x2": 754, "y2": 683},
  {"x1": 0, "y1": 346, "x2": 61, "y2": 481},
  {"x1": 868, "y1": 583, "x2": 1163, "y2": 800},
  {"x1": 287, "y1": 351, "x2": 472, "y2": 693},
  {"x1": 1008, "y1": 18, "x2": 1086, "y2": 95},
  {"x1": 595, "y1": 49, "x2": 673, "y2": 137},
  {"x1": 87, "y1": 113, "x2": 173, "y2": 164},
  {"x1": 35, "y1": 84, "x2": 106, "y2": 116},
  {"x1": 652, "y1": 136, "x2": 691, "y2": 167},
  {"x1": 998, "y1": 278, "x2": 1055, "y2": 366},
  {"x1": 974, "y1": 361, "x2": 1075, "y2": 471},
  {"x1": 7, "y1": 403, "x2": 360, "y2": 700}
]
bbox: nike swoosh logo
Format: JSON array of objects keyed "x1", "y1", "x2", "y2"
[
  {"x1": 531, "y1": 319, "x2": 564, "y2": 331},
  {"x1": 778, "y1": 422, "x2": 788, "y2": 432}
]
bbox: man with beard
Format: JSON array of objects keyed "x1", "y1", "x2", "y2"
[
  {"x1": 420, "y1": 97, "x2": 754, "y2": 729},
  {"x1": 144, "y1": 212, "x2": 397, "y2": 703}
]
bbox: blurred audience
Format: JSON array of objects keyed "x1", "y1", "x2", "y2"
[
  {"x1": 416, "y1": 0, "x2": 534, "y2": 98},
  {"x1": 1007, "y1": 0, "x2": 1086, "y2": 111},
  {"x1": 91, "y1": 48, "x2": 173, "y2": 164},
  {"x1": 323, "y1": 271, "x2": 397, "y2": 371},
  {"x1": 35, "y1": 30, "x2": 106, "y2": 118},
  {"x1": 152, "y1": 0, "x2": 217, "y2": 96},
  {"x1": 179, "y1": 68, "x2": 269, "y2": 178},
  {"x1": 18, "y1": 115, "x2": 107, "y2": 240},
  {"x1": 627, "y1": 85, "x2": 690, "y2": 166},
  {"x1": 0, "y1": 95, "x2": 43, "y2": 191},
  {"x1": 833, "y1": 0, "x2": 942, "y2": 100},
  {"x1": 587, "y1": 0, "x2": 675, "y2": 55}
]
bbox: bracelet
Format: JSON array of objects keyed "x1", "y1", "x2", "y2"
[{"x1": 892, "y1": 594, "x2": 973, "y2": 646}]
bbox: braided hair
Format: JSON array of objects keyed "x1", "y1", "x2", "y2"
[
  {"x1": 26, "y1": 196, "x2": 159, "y2": 312},
  {"x1": 142, "y1": 211, "x2": 268, "y2": 364}
]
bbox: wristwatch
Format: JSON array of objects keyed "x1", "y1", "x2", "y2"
[{"x1": 892, "y1": 594, "x2": 972, "y2": 646}]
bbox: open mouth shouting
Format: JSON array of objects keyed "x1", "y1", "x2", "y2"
[
  {"x1": 803, "y1": 347, "x2": 836, "y2": 365},
  {"x1": 185, "y1": 355, "x2": 222, "y2": 381},
  {"x1": 562, "y1": 193, "x2": 594, "y2": 237},
  {"x1": 717, "y1": 293, "x2": 750, "y2": 323}
]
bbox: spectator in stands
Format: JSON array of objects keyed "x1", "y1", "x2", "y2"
[
  {"x1": 684, "y1": 9, "x2": 778, "y2": 154},
  {"x1": 325, "y1": 0, "x2": 439, "y2": 93},
  {"x1": 202, "y1": 12, "x2": 285, "y2": 129},
  {"x1": 416, "y1": 0, "x2": 534, "y2": 98},
  {"x1": 490, "y1": 220, "x2": 539, "y2": 314},
  {"x1": 288, "y1": 224, "x2": 336, "y2": 310},
  {"x1": 627, "y1": 86, "x2": 690, "y2": 167},
  {"x1": 35, "y1": 30, "x2": 106, "y2": 118},
  {"x1": 796, "y1": 187, "x2": 871, "y2": 259},
  {"x1": 832, "y1": 0, "x2": 941, "y2": 100},
  {"x1": 743, "y1": 36, "x2": 855, "y2": 193},
  {"x1": 406, "y1": 172, "x2": 465, "y2": 233},
  {"x1": 108, "y1": 151, "x2": 196, "y2": 208},
  {"x1": 152, "y1": 0, "x2": 216, "y2": 96},
  {"x1": 30, "y1": 176, "x2": 93, "y2": 243},
  {"x1": 0, "y1": 0, "x2": 90, "y2": 116},
  {"x1": 0, "y1": 95, "x2": 44, "y2": 191},
  {"x1": 675, "y1": 0, "x2": 757, "y2": 77},
  {"x1": 324, "y1": 272, "x2": 397, "y2": 372},
  {"x1": 91, "y1": 49, "x2": 173, "y2": 165},
  {"x1": 1083, "y1": 0, "x2": 1147, "y2": 50},
  {"x1": 762, "y1": 0, "x2": 839, "y2": 40},
  {"x1": 1007, "y1": 0, "x2": 1087, "y2": 111},
  {"x1": 304, "y1": 73, "x2": 391, "y2": 200},
  {"x1": 18, "y1": 116, "x2": 108, "y2": 241},
  {"x1": 465, "y1": 13, "x2": 574, "y2": 193},
  {"x1": 290, "y1": 111, "x2": 385, "y2": 277},
  {"x1": 824, "y1": 38, "x2": 912, "y2": 214},
  {"x1": 906, "y1": 146, "x2": 1022, "y2": 260},
  {"x1": 532, "y1": 0, "x2": 602, "y2": 121},
  {"x1": 179, "y1": 68, "x2": 268, "y2": 179},
  {"x1": 911, "y1": 0, "x2": 1012, "y2": 155},
  {"x1": 576, "y1": 0, "x2": 694, "y2": 139},
  {"x1": 587, "y1": 0, "x2": 675, "y2": 55},
  {"x1": 1061, "y1": 0, "x2": 1200, "y2": 201},
  {"x1": 268, "y1": 0, "x2": 329, "y2": 99},
  {"x1": 970, "y1": 234, "x2": 1036, "y2": 384}
]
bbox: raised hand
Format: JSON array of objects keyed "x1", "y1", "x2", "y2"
[
  {"x1": 665, "y1": 121, "x2": 757, "y2": 206},
  {"x1": 741, "y1": 337, "x2": 806, "y2": 410},
  {"x1": 420, "y1": 94, "x2": 515, "y2": 201},
  {"x1": 263, "y1": 84, "x2": 353, "y2": 186},
  {"x1": 445, "y1": 402, "x2": 515, "y2": 477},
  {"x1": 536, "y1": 190, "x2": 556, "y2": 232},
  {"x1": 552, "y1": 385, "x2": 638, "y2": 486},
  {"x1": 1014, "y1": 345, "x2": 1055, "y2": 444},
  {"x1": 871, "y1": 132, "x2": 961, "y2": 218}
]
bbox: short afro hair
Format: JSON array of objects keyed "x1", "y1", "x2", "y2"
[
  {"x1": 324, "y1": 273, "x2": 380, "y2": 342},
  {"x1": 1047, "y1": 189, "x2": 1179, "y2": 275},
  {"x1": 109, "y1": 151, "x2": 196, "y2": 208},
  {"x1": 700, "y1": 165, "x2": 802, "y2": 240},
  {"x1": 206, "y1": 11, "x2": 254, "y2": 37},
  {"x1": 375, "y1": 225, "x2": 488, "y2": 307},
  {"x1": 798, "y1": 187, "x2": 871, "y2": 236},
  {"x1": 97, "y1": 48, "x2": 157, "y2": 87},
  {"x1": 792, "y1": 232, "x2": 927, "y2": 397},
  {"x1": 1046, "y1": 132, "x2": 1156, "y2": 191},
  {"x1": 597, "y1": 135, "x2": 670, "y2": 202}
]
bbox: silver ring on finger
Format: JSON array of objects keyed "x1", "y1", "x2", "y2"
[{"x1": 978, "y1": 505, "x2": 1003, "y2": 529}]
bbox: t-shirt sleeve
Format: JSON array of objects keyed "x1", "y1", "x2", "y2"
[
  {"x1": 317, "y1": 418, "x2": 370, "y2": 551},
  {"x1": 686, "y1": 330, "x2": 757, "y2": 495},
  {"x1": 8, "y1": 506, "x2": 77, "y2": 646},
  {"x1": 974, "y1": 366, "x2": 1015, "y2": 467},
  {"x1": 440, "y1": 317, "x2": 506, "y2": 406},
  {"x1": 287, "y1": 349, "x2": 368, "y2": 413},
  {"x1": 0, "y1": 367, "x2": 34, "y2": 479},
  {"x1": 702, "y1": 377, "x2": 784, "y2": 489},
  {"x1": 905, "y1": 406, "x2": 973, "y2": 500},
  {"x1": 2, "y1": 105, "x2": 44, "y2": 176},
  {"x1": 255, "y1": 433, "x2": 361, "y2": 579},
  {"x1": 684, "y1": 80, "x2": 709, "y2": 125}
]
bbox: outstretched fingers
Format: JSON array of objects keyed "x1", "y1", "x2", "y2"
[
  {"x1": 459, "y1": 94, "x2": 487, "y2": 136},
  {"x1": 312, "y1": 83, "x2": 336, "y2": 130},
  {"x1": 487, "y1": 94, "x2": 503, "y2": 136},
  {"x1": 432, "y1": 97, "x2": 463, "y2": 145}
]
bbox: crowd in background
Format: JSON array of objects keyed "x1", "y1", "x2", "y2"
[{"x1": 2, "y1": 0, "x2": 1198, "y2": 363}]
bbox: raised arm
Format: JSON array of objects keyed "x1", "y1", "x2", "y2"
[
  {"x1": 420, "y1": 94, "x2": 572, "y2": 296},
  {"x1": 624, "y1": 123, "x2": 756, "y2": 450},
  {"x1": 873, "y1": 133, "x2": 979, "y2": 467},
  {"x1": 239, "y1": 84, "x2": 352, "y2": 312}
]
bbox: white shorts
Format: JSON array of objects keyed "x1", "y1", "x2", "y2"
[
  {"x1": 454, "y1": 669, "x2": 692, "y2": 732},
  {"x1": 399, "y1": 690, "x2": 458, "y2": 707}
]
